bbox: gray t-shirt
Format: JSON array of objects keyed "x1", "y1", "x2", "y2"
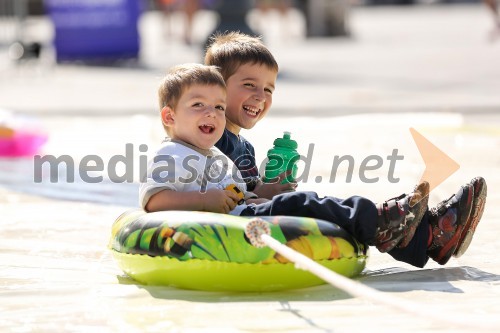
[{"x1": 139, "y1": 139, "x2": 248, "y2": 215}]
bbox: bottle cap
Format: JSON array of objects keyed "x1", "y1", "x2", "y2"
[{"x1": 273, "y1": 131, "x2": 297, "y2": 149}]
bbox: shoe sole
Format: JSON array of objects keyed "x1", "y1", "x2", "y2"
[
  {"x1": 432, "y1": 184, "x2": 474, "y2": 265},
  {"x1": 454, "y1": 177, "x2": 487, "y2": 258}
]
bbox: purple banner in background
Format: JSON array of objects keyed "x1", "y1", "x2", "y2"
[{"x1": 45, "y1": 0, "x2": 141, "y2": 62}]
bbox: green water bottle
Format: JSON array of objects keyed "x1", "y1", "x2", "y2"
[{"x1": 264, "y1": 131, "x2": 300, "y2": 184}]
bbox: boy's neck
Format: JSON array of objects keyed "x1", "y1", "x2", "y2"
[
  {"x1": 226, "y1": 122, "x2": 241, "y2": 137},
  {"x1": 165, "y1": 137, "x2": 215, "y2": 156}
]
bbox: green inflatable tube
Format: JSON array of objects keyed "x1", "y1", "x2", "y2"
[{"x1": 109, "y1": 210, "x2": 368, "y2": 292}]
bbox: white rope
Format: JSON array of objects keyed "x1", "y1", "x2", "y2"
[{"x1": 246, "y1": 218, "x2": 499, "y2": 331}]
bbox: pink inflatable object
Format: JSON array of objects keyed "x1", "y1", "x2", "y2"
[
  {"x1": 0, "y1": 109, "x2": 48, "y2": 157},
  {"x1": 0, "y1": 130, "x2": 48, "y2": 157}
]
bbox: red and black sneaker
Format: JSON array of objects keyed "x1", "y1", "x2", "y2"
[
  {"x1": 375, "y1": 181, "x2": 429, "y2": 253},
  {"x1": 427, "y1": 184, "x2": 474, "y2": 265},
  {"x1": 454, "y1": 177, "x2": 487, "y2": 258}
]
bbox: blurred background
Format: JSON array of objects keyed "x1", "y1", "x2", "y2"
[
  {"x1": 1, "y1": 0, "x2": 499, "y2": 113},
  {"x1": 0, "y1": 0, "x2": 496, "y2": 66}
]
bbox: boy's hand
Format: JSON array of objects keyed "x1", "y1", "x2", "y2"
[
  {"x1": 202, "y1": 189, "x2": 240, "y2": 214},
  {"x1": 253, "y1": 172, "x2": 297, "y2": 199}
]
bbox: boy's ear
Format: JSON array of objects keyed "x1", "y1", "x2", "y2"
[{"x1": 160, "y1": 106, "x2": 175, "y2": 127}]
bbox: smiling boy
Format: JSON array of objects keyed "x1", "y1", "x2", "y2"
[
  {"x1": 202, "y1": 32, "x2": 488, "y2": 267},
  {"x1": 204, "y1": 33, "x2": 292, "y2": 198},
  {"x1": 141, "y1": 64, "x2": 246, "y2": 214}
]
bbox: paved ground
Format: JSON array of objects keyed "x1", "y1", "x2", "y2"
[{"x1": 1, "y1": 4, "x2": 500, "y2": 332}]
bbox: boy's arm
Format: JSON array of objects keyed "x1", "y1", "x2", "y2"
[
  {"x1": 252, "y1": 182, "x2": 297, "y2": 199},
  {"x1": 145, "y1": 188, "x2": 240, "y2": 214}
]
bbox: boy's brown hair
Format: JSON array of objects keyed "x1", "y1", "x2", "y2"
[
  {"x1": 158, "y1": 63, "x2": 226, "y2": 110},
  {"x1": 204, "y1": 31, "x2": 279, "y2": 81}
]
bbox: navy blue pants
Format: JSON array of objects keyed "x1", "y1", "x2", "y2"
[{"x1": 240, "y1": 191, "x2": 430, "y2": 268}]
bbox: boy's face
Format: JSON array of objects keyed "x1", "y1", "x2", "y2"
[
  {"x1": 162, "y1": 84, "x2": 226, "y2": 150},
  {"x1": 224, "y1": 63, "x2": 277, "y2": 134}
]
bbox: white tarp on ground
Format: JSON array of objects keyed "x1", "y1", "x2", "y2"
[{"x1": 1, "y1": 114, "x2": 499, "y2": 332}]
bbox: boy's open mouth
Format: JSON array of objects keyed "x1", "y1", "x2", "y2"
[
  {"x1": 243, "y1": 105, "x2": 260, "y2": 117},
  {"x1": 199, "y1": 124, "x2": 215, "y2": 134}
]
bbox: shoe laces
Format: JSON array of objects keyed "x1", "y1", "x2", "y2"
[
  {"x1": 380, "y1": 193, "x2": 408, "y2": 226},
  {"x1": 383, "y1": 193, "x2": 407, "y2": 206},
  {"x1": 384, "y1": 182, "x2": 424, "y2": 207},
  {"x1": 430, "y1": 194, "x2": 455, "y2": 216}
]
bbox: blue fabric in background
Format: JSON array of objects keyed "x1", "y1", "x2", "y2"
[{"x1": 45, "y1": 0, "x2": 142, "y2": 62}]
